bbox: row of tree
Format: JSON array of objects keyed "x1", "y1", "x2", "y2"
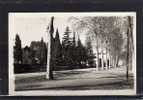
[
  {"x1": 14, "y1": 27, "x2": 92, "y2": 67},
  {"x1": 68, "y1": 16, "x2": 134, "y2": 80}
]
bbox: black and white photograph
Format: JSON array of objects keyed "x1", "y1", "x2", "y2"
[{"x1": 9, "y1": 12, "x2": 136, "y2": 96}]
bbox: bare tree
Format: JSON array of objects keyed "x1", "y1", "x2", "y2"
[
  {"x1": 68, "y1": 17, "x2": 124, "y2": 69},
  {"x1": 68, "y1": 17, "x2": 104, "y2": 69}
]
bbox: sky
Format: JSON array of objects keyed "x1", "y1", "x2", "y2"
[
  {"x1": 9, "y1": 13, "x2": 72, "y2": 47},
  {"x1": 9, "y1": 12, "x2": 136, "y2": 48}
]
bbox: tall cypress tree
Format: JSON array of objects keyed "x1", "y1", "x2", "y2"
[
  {"x1": 54, "y1": 29, "x2": 62, "y2": 66},
  {"x1": 14, "y1": 34, "x2": 22, "y2": 64}
]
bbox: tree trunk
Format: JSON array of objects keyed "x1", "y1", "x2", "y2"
[
  {"x1": 113, "y1": 56, "x2": 116, "y2": 69},
  {"x1": 115, "y1": 55, "x2": 119, "y2": 68},
  {"x1": 126, "y1": 29, "x2": 130, "y2": 81},
  {"x1": 46, "y1": 17, "x2": 54, "y2": 80},
  {"x1": 96, "y1": 38, "x2": 99, "y2": 71},
  {"x1": 101, "y1": 49, "x2": 104, "y2": 70},
  {"x1": 109, "y1": 51, "x2": 112, "y2": 69},
  {"x1": 46, "y1": 36, "x2": 53, "y2": 80},
  {"x1": 126, "y1": 17, "x2": 130, "y2": 81},
  {"x1": 105, "y1": 47, "x2": 108, "y2": 69},
  {"x1": 126, "y1": 16, "x2": 132, "y2": 81}
]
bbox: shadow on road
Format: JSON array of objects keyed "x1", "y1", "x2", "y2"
[{"x1": 15, "y1": 68, "x2": 134, "y2": 91}]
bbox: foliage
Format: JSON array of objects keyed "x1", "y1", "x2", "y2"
[
  {"x1": 68, "y1": 16, "x2": 133, "y2": 68},
  {"x1": 54, "y1": 29, "x2": 62, "y2": 66},
  {"x1": 14, "y1": 34, "x2": 22, "y2": 64},
  {"x1": 29, "y1": 39, "x2": 47, "y2": 64},
  {"x1": 62, "y1": 26, "x2": 88, "y2": 67}
]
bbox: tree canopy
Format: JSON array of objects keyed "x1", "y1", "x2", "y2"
[{"x1": 68, "y1": 16, "x2": 133, "y2": 68}]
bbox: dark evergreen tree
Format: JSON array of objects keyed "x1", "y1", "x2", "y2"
[
  {"x1": 62, "y1": 26, "x2": 73, "y2": 66},
  {"x1": 62, "y1": 26, "x2": 72, "y2": 47},
  {"x1": 14, "y1": 34, "x2": 22, "y2": 64},
  {"x1": 30, "y1": 41, "x2": 41, "y2": 64},
  {"x1": 40, "y1": 38, "x2": 47, "y2": 65},
  {"x1": 76, "y1": 36, "x2": 88, "y2": 67},
  {"x1": 70, "y1": 32, "x2": 77, "y2": 66},
  {"x1": 72, "y1": 32, "x2": 76, "y2": 47},
  {"x1": 22, "y1": 46, "x2": 31, "y2": 64},
  {"x1": 29, "y1": 42, "x2": 36, "y2": 64},
  {"x1": 62, "y1": 30, "x2": 88, "y2": 68},
  {"x1": 54, "y1": 29, "x2": 62, "y2": 66}
]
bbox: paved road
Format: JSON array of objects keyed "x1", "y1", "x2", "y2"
[{"x1": 15, "y1": 67, "x2": 134, "y2": 91}]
